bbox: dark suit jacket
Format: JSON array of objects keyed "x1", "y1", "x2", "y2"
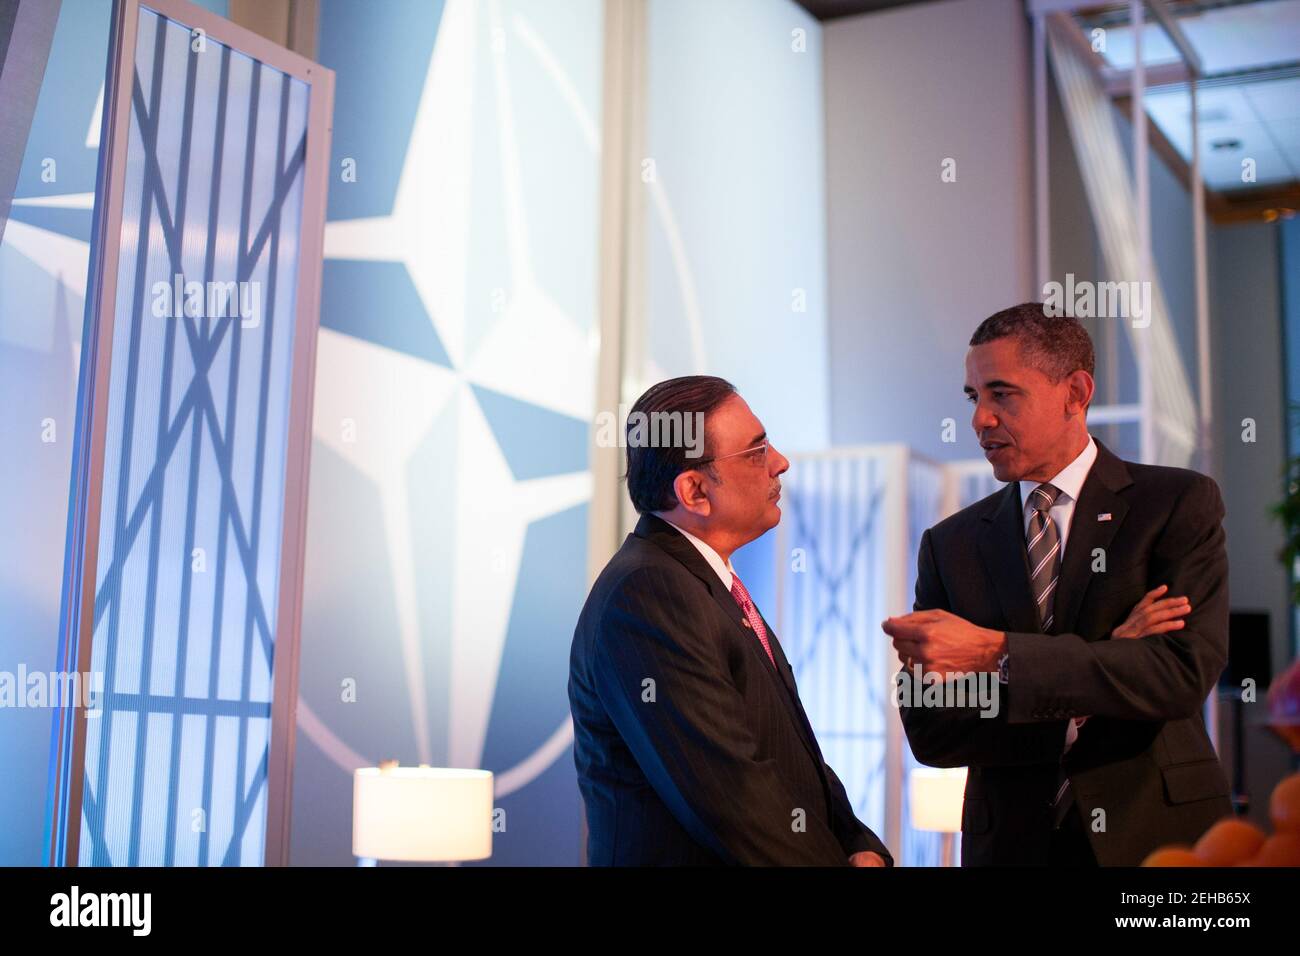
[
  {"x1": 900, "y1": 439, "x2": 1232, "y2": 865},
  {"x1": 569, "y1": 513, "x2": 893, "y2": 866}
]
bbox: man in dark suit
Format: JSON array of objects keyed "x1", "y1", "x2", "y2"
[
  {"x1": 569, "y1": 375, "x2": 892, "y2": 866},
  {"x1": 885, "y1": 303, "x2": 1231, "y2": 866}
]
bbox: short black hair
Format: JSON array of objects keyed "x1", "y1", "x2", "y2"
[
  {"x1": 969, "y1": 302, "x2": 1095, "y2": 381},
  {"x1": 625, "y1": 375, "x2": 736, "y2": 514}
]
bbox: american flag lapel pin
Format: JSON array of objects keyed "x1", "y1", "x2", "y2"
[{"x1": 1097, "y1": 512, "x2": 1112, "y2": 522}]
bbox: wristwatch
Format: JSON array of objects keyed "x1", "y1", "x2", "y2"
[{"x1": 997, "y1": 651, "x2": 1010, "y2": 685}]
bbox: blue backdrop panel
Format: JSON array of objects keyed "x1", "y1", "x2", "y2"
[{"x1": 293, "y1": 0, "x2": 602, "y2": 866}]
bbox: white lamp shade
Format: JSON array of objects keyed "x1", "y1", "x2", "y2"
[
  {"x1": 908, "y1": 767, "x2": 968, "y2": 833},
  {"x1": 353, "y1": 766, "x2": 494, "y2": 862}
]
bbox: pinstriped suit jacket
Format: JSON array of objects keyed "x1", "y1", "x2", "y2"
[{"x1": 569, "y1": 513, "x2": 892, "y2": 866}]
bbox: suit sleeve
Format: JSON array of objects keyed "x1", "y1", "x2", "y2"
[
  {"x1": 1005, "y1": 474, "x2": 1229, "y2": 723},
  {"x1": 899, "y1": 528, "x2": 1071, "y2": 768},
  {"x1": 591, "y1": 565, "x2": 851, "y2": 865},
  {"x1": 823, "y1": 762, "x2": 894, "y2": 864}
]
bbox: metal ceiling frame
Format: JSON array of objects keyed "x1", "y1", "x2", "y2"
[
  {"x1": 1028, "y1": 0, "x2": 1211, "y2": 480},
  {"x1": 1055, "y1": 2, "x2": 1300, "y2": 209},
  {"x1": 1030, "y1": 0, "x2": 1218, "y2": 749}
]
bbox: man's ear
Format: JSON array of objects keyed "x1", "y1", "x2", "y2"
[
  {"x1": 1065, "y1": 369, "x2": 1095, "y2": 416},
  {"x1": 672, "y1": 469, "x2": 711, "y2": 517}
]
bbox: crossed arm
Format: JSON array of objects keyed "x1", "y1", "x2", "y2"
[
  {"x1": 892, "y1": 476, "x2": 1228, "y2": 768},
  {"x1": 1001, "y1": 477, "x2": 1228, "y2": 723},
  {"x1": 893, "y1": 527, "x2": 1071, "y2": 767}
]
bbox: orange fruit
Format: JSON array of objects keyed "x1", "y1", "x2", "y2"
[
  {"x1": 1193, "y1": 818, "x2": 1268, "y2": 866},
  {"x1": 1270, "y1": 774, "x2": 1300, "y2": 835},
  {"x1": 1250, "y1": 833, "x2": 1300, "y2": 867},
  {"x1": 1142, "y1": 846, "x2": 1204, "y2": 867}
]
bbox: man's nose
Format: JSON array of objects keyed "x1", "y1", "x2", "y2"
[
  {"x1": 770, "y1": 445, "x2": 790, "y2": 476},
  {"x1": 971, "y1": 403, "x2": 997, "y2": 432}
]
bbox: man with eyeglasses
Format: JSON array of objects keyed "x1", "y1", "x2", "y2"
[{"x1": 569, "y1": 375, "x2": 892, "y2": 866}]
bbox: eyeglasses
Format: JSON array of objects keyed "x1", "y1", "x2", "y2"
[{"x1": 693, "y1": 439, "x2": 770, "y2": 468}]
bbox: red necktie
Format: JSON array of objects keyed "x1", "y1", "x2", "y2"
[{"x1": 729, "y1": 574, "x2": 776, "y2": 669}]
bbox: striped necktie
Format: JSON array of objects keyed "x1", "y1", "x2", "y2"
[
  {"x1": 729, "y1": 574, "x2": 777, "y2": 669},
  {"x1": 1026, "y1": 482, "x2": 1062, "y2": 632},
  {"x1": 1027, "y1": 481, "x2": 1080, "y2": 826}
]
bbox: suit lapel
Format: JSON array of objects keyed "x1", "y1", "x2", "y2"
[
  {"x1": 1051, "y1": 440, "x2": 1133, "y2": 635},
  {"x1": 731, "y1": 602, "x2": 828, "y2": 774},
  {"x1": 977, "y1": 483, "x2": 1041, "y2": 633},
  {"x1": 760, "y1": 614, "x2": 828, "y2": 762},
  {"x1": 754, "y1": 605, "x2": 836, "y2": 807},
  {"x1": 635, "y1": 514, "x2": 829, "y2": 774},
  {"x1": 634, "y1": 516, "x2": 758, "y2": 634}
]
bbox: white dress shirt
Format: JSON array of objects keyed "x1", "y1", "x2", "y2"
[
  {"x1": 1017, "y1": 434, "x2": 1098, "y2": 555},
  {"x1": 657, "y1": 516, "x2": 734, "y2": 591},
  {"x1": 1016, "y1": 435, "x2": 1098, "y2": 753}
]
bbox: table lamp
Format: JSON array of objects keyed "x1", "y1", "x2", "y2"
[
  {"x1": 352, "y1": 762, "x2": 494, "y2": 865},
  {"x1": 909, "y1": 766, "x2": 967, "y2": 867}
]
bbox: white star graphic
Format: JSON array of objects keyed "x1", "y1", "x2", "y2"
[{"x1": 311, "y1": 0, "x2": 596, "y2": 788}]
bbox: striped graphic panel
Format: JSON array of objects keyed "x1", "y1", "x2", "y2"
[
  {"x1": 78, "y1": 6, "x2": 309, "y2": 866},
  {"x1": 902, "y1": 457, "x2": 946, "y2": 867},
  {"x1": 774, "y1": 454, "x2": 890, "y2": 838}
]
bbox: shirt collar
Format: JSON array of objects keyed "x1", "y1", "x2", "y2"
[
  {"x1": 656, "y1": 515, "x2": 734, "y2": 591},
  {"x1": 1018, "y1": 435, "x2": 1097, "y2": 511}
]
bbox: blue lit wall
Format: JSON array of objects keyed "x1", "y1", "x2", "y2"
[
  {"x1": 1284, "y1": 217, "x2": 1300, "y2": 460},
  {"x1": 642, "y1": 0, "x2": 831, "y2": 455},
  {"x1": 0, "y1": 0, "x2": 112, "y2": 867},
  {"x1": 639, "y1": 0, "x2": 832, "y2": 614}
]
